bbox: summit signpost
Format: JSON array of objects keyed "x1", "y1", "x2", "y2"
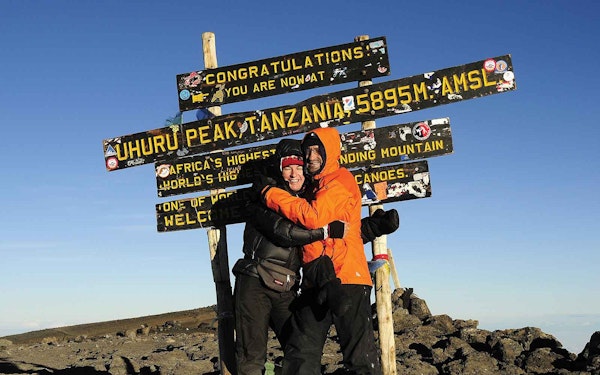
[{"x1": 102, "y1": 33, "x2": 517, "y2": 375}]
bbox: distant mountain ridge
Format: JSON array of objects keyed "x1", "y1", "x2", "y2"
[{"x1": 1, "y1": 306, "x2": 216, "y2": 345}]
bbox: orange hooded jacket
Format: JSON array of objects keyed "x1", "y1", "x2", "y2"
[{"x1": 263, "y1": 127, "x2": 372, "y2": 286}]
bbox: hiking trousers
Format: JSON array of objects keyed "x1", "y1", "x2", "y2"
[
  {"x1": 282, "y1": 284, "x2": 381, "y2": 375},
  {"x1": 235, "y1": 273, "x2": 296, "y2": 375}
]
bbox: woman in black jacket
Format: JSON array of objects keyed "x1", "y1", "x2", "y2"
[{"x1": 233, "y1": 139, "x2": 333, "y2": 375}]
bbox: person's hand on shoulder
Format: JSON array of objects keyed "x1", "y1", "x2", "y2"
[{"x1": 251, "y1": 173, "x2": 277, "y2": 199}]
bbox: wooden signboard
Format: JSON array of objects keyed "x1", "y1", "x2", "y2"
[
  {"x1": 155, "y1": 144, "x2": 274, "y2": 197},
  {"x1": 156, "y1": 160, "x2": 430, "y2": 231},
  {"x1": 103, "y1": 55, "x2": 514, "y2": 172},
  {"x1": 155, "y1": 118, "x2": 452, "y2": 197},
  {"x1": 176, "y1": 37, "x2": 390, "y2": 110}
]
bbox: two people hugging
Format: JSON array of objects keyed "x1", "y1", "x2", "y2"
[{"x1": 233, "y1": 127, "x2": 399, "y2": 375}]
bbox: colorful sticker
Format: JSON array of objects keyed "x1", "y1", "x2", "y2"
[
  {"x1": 237, "y1": 120, "x2": 249, "y2": 134},
  {"x1": 183, "y1": 72, "x2": 202, "y2": 87},
  {"x1": 495, "y1": 60, "x2": 508, "y2": 73},
  {"x1": 369, "y1": 40, "x2": 384, "y2": 49},
  {"x1": 106, "y1": 157, "x2": 118, "y2": 170},
  {"x1": 156, "y1": 164, "x2": 171, "y2": 178},
  {"x1": 104, "y1": 145, "x2": 117, "y2": 157},
  {"x1": 362, "y1": 183, "x2": 379, "y2": 203},
  {"x1": 412, "y1": 122, "x2": 431, "y2": 141},
  {"x1": 374, "y1": 182, "x2": 388, "y2": 201},
  {"x1": 179, "y1": 90, "x2": 191, "y2": 101},
  {"x1": 484, "y1": 59, "x2": 496, "y2": 72},
  {"x1": 496, "y1": 79, "x2": 515, "y2": 92},
  {"x1": 342, "y1": 96, "x2": 355, "y2": 111},
  {"x1": 503, "y1": 71, "x2": 515, "y2": 81}
]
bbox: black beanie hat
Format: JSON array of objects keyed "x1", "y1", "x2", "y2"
[{"x1": 271, "y1": 138, "x2": 303, "y2": 174}]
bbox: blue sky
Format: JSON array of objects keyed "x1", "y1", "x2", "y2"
[{"x1": 1, "y1": 0, "x2": 598, "y2": 354}]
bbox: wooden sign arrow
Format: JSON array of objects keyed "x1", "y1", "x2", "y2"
[
  {"x1": 104, "y1": 55, "x2": 514, "y2": 171},
  {"x1": 177, "y1": 36, "x2": 390, "y2": 110},
  {"x1": 156, "y1": 160, "x2": 430, "y2": 231},
  {"x1": 154, "y1": 118, "x2": 451, "y2": 197}
]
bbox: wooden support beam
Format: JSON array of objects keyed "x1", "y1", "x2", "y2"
[
  {"x1": 356, "y1": 33, "x2": 397, "y2": 375},
  {"x1": 202, "y1": 31, "x2": 236, "y2": 375}
]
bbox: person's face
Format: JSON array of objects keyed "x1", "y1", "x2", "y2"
[
  {"x1": 305, "y1": 145, "x2": 323, "y2": 175},
  {"x1": 281, "y1": 164, "x2": 305, "y2": 192}
]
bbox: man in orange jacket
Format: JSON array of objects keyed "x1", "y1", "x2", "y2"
[{"x1": 256, "y1": 127, "x2": 381, "y2": 374}]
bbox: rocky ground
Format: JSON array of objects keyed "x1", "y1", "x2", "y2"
[{"x1": 1, "y1": 289, "x2": 599, "y2": 374}]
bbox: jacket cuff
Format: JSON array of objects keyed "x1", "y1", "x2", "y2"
[{"x1": 260, "y1": 184, "x2": 274, "y2": 202}]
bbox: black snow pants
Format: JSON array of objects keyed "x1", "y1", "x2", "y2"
[
  {"x1": 282, "y1": 284, "x2": 381, "y2": 375},
  {"x1": 235, "y1": 273, "x2": 296, "y2": 375}
]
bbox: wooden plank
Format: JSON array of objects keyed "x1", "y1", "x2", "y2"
[
  {"x1": 355, "y1": 33, "x2": 396, "y2": 375},
  {"x1": 200, "y1": 31, "x2": 235, "y2": 375},
  {"x1": 176, "y1": 37, "x2": 390, "y2": 110},
  {"x1": 104, "y1": 55, "x2": 514, "y2": 171},
  {"x1": 155, "y1": 161, "x2": 430, "y2": 232},
  {"x1": 155, "y1": 144, "x2": 274, "y2": 197},
  {"x1": 154, "y1": 118, "x2": 451, "y2": 197}
]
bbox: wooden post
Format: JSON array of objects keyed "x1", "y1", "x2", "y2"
[
  {"x1": 387, "y1": 248, "x2": 401, "y2": 291},
  {"x1": 202, "y1": 32, "x2": 236, "y2": 375},
  {"x1": 356, "y1": 34, "x2": 397, "y2": 375}
]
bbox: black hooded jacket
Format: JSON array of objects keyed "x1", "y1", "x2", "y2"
[
  {"x1": 235, "y1": 203, "x2": 325, "y2": 279},
  {"x1": 232, "y1": 139, "x2": 323, "y2": 280}
]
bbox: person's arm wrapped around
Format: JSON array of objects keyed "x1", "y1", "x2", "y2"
[
  {"x1": 251, "y1": 173, "x2": 277, "y2": 199},
  {"x1": 264, "y1": 168, "x2": 373, "y2": 286},
  {"x1": 246, "y1": 202, "x2": 345, "y2": 247},
  {"x1": 264, "y1": 175, "x2": 353, "y2": 229}
]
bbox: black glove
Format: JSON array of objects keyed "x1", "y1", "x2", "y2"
[
  {"x1": 302, "y1": 255, "x2": 336, "y2": 289},
  {"x1": 361, "y1": 209, "x2": 400, "y2": 243},
  {"x1": 303, "y1": 255, "x2": 352, "y2": 316},
  {"x1": 325, "y1": 220, "x2": 346, "y2": 239},
  {"x1": 376, "y1": 208, "x2": 399, "y2": 235},
  {"x1": 316, "y1": 278, "x2": 352, "y2": 317},
  {"x1": 251, "y1": 174, "x2": 276, "y2": 198}
]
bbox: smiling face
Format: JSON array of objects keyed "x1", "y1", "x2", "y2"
[
  {"x1": 305, "y1": 145, "x2": 323, "y2": 175},
  {"x1": 281, "y1": 164, "x2": 305, "y2": 192}
]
